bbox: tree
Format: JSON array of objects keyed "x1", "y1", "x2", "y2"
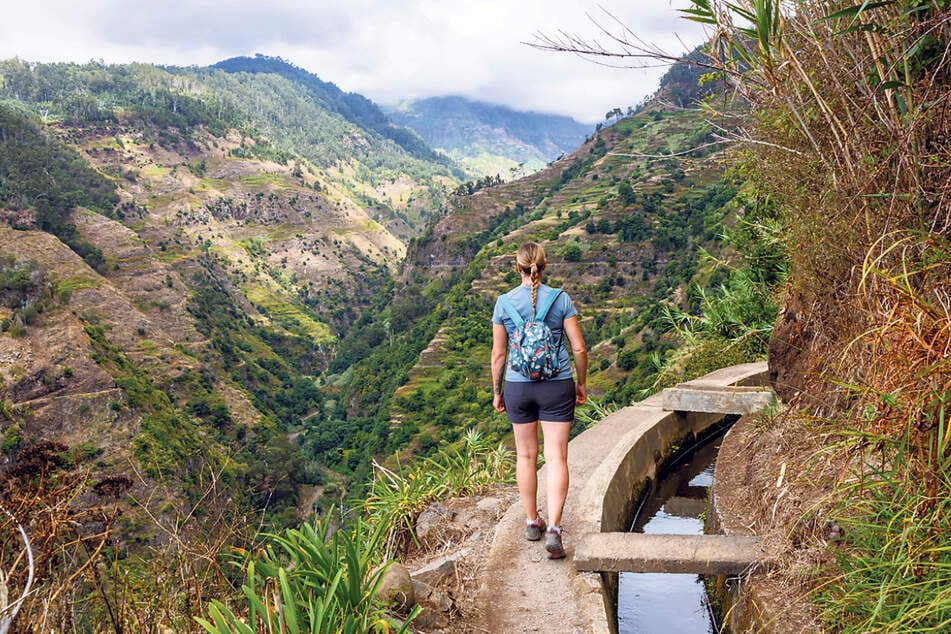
[{"x1": 561, "y1": 242, "x2": 582, "y2": 262}]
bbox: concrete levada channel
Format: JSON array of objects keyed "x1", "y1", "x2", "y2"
[{"x1": 616, "y1": 432, "x2": 725, "y2": 634}]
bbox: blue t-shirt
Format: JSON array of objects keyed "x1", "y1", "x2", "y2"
[{"x1": 492, "y1": 284, "x2": 578, "y2": 383}]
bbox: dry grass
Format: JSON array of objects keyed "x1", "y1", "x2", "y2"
[
  {"x1": 717, "y1": 408, "x2": 859, "y2": 632},
  {"x1": 699, "y1": 0, "x2": 951, "y2": 398}
]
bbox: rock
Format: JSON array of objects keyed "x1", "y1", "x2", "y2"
[
  {"x1": 451, "y1": 507, "x2": 479, "y2": 530},
  {"x1": 411, "y1": 606, "x2": 450, "y2": 631},
  {"x1": 376, "y1": 561, "x2": 415, "y2": 611},
  {"x1": 822, "y1": 518, "x2": 845, "y2": 541},
  {"x1": 412, "y1": 579, "x2": 453, "y2": 612},
  {"x1": 409, "y1": 579, "x2": 453, "y2": 630},
  {"x1": 476, "y1": 496, "x2": 503, "y2": 515},
  {"x1": 415, "y1": 501, "x2": 455, "y2": 544},
  {"x1": 411, "y1": 578, "x2": 434, "y2": 602},
  {"x1": 411, "y1": 547, "x2": 470, "y2": 585},
  {"x1": 450, "y1": 495, "x2": 501, "y2": 532}
]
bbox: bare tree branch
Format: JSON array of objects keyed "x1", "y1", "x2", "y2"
[
  {"x1": 0, "y1": 504, "x2": 34, "y2": 634},
  {"x1": 524, "y1": 5, "x2": 733, "y2": 76}
]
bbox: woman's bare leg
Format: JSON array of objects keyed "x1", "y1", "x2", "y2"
[
  {"x1": 541, "y1": 420, "x2": 571, "y2": 526},
  {"x1": 512, "y1": 421, "x2": 541, "y2": 521}
]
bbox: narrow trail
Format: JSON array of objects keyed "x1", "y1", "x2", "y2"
[
  {"x1": 480, "y1": 461, "x2": 606, "y2": 633},
  {"x1": 473, "y1": 363, "x2": 770, "y2": 633}
]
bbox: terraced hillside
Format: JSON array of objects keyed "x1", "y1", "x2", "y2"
[
  {"x1": 0, "y1": 59, "x2": 460, "y2": 522},
  {"x1": 336, "y1": 102, "x2": 761, "y2": 461},
  {"x1": 0, "y1": 55, "x2": 764, "y2": 525}
]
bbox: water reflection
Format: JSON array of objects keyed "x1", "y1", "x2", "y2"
[{"x1": 617, "y1": 437, "x2": 722, "y2": 634}]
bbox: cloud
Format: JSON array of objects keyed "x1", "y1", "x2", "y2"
[{"x1": 0, "y1": 0, "x2": 708, "y2": 123}]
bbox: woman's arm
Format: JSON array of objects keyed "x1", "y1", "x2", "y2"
[
  {"x1": 491, "y1": 323, "x2": 509, "y2": 412},
  {"x1": 562, "y1": 315, "x2": 588, "y2": 405}
]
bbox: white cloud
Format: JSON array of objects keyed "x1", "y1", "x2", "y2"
[{"x1": 0, "y1": 1, "x2": 707, "y2": 123}]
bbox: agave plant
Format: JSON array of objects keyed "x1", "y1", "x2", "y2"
[{"x1": 196, "y1": 515, "x2": 418, "y2": 634}]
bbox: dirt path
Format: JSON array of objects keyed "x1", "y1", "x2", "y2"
[{"x1": 479, "y1": 461, "x2": 605, "y2": 633}]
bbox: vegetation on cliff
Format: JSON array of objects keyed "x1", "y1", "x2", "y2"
[{"x1": 679, "y1": 0, "x2": 951, "y2": 630}]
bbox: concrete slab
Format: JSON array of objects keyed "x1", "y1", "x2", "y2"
[
  {"x1": 663, "y1": 496, "x2": 707, "y2": 518},
  {"x1": 574, "y1": 533, "x2": 763, "y2": 575},
  {"x1": 661, "y1": 384, "x2": 775, "y2": 415}
]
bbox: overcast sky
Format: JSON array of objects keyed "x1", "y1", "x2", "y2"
[{"x1": 2, "y1": 1, "x2": 707, "y2": 124}]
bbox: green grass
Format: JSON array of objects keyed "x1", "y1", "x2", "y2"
[
  {"x1": 135, "y1": 339, "x2": 161, "y2": 354},
  {"x1": 197, "y1": 516, "x2": 418, "y2": 634},
  {"x1": 199, "y1": 173, "x2": 291, "y2": 191},
  {"x1": 246, "y1": 283, "x2": 335, "y2": 344},
  {"x1": 57, "y1": 275, "x2": 102, "y2": 293},
  {"x1": 141, "y1": 165, "x2": 171, "y2": 178},
  {"x1": 814, "y1": 438, "x2": 951, "y2": 632},
  {"x1": 240, "y1": 173, "x2": 291, "y2": 189},
  {"x1": 330, "y1": 219, "x2": 384, "y2": 234},
  {"x1": 364, "y1": 429, "x2": 512, "y2": 556}
]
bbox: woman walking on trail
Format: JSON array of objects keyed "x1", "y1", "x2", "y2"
[{"x1": 491, "y1": 242, "x2": 588, "y2": 559}]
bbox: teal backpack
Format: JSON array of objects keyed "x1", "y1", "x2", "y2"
[{"x1": 498, "y1": 289, "x2": 564, "y2": 381}]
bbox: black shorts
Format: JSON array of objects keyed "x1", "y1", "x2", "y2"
[{"x1": 503, "y1": 379, "x2": 576, "y2": 424}]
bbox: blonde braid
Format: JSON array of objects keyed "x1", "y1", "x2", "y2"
[
  {"x1": 530, "y1": 263, "x2": 540, "y2": 317},
  {"x1": 516, "y1": 242, "x2": 547, "y2": 318}
]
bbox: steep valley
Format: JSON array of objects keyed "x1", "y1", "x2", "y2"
[
  {"x1": 0, "y1": 56, "x2": 748, "y2": 532},
  {"x1": 382, "y1": 105, "x2": 739, "y2": 455}
]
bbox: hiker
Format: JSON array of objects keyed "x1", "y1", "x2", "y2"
[{"x1": 491, "y1": 241, "x2": 588, "y2": 559}]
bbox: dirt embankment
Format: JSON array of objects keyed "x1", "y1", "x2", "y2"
[{"x1": 714, "y1": 410, "x2": 837, "y2": 633}]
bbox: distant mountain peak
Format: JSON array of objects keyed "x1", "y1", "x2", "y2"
[
  {"x1": 212, "y1": 55, "x2": 455, "y2": 171},
  {"x1": 382, "y1": 95, "x2": 590, "y2": 179}
]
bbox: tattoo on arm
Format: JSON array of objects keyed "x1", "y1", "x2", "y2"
[{"x1": 494, "y1": 366, "x2": 505, "y2": 394}]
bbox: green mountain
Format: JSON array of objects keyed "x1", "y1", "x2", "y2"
[
  {"x1": 383, "y1": 96, "x2": 590, "y2": 179},
  {"x1": 212, "y1": 55, "x2": 456, "y2": 171},
  {"x1": 0, "y1": 53, "x2": 751, "y2": 528},
  {"x1": 0, "y1": 56, "x2": 463, "y2": 524}
]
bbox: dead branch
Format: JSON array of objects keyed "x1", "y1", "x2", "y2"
[{"x1": 0, "y1": 504, "x2": 34, "y2": 634}]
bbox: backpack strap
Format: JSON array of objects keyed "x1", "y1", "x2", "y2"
[
  {"x1": 535, "y1": 289, "x2": 563, "y2": 322},
  {"x1": 498, "y1": 296, "x2": 525, "y2": 327},
  {"x1": 499, "y1": 289, "x2": 563, "y2": 325}
]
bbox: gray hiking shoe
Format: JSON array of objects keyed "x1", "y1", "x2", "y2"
[
  {"x1": 525, "y1": 513, "x2": 546, "y2": 541},
  {"x1": 545, "y1": 526, "x2": 566, "y2": 559}
]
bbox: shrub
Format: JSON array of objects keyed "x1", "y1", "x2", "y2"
[
  {"x1": 196, "y1": 516, "x2": 418, "y2": 634},
  {"x1": 561, "y1": 242, "x2": 582, "y2": 262}
]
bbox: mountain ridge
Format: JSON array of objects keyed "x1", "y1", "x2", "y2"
[
  {"x1": 210, "y1": 54, "x2": 460, "y2": 174},
  {"x1": 384, "y1": 95, "x2": 590, "y2": 179}
]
